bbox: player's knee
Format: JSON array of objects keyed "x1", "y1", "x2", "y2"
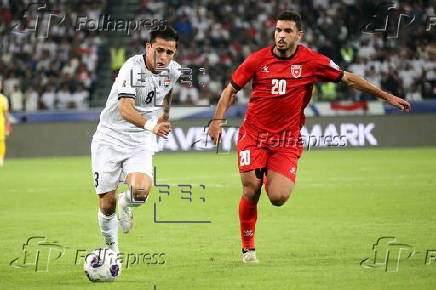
[
  {"x1": 269, "y1": 192, "x2": 290, "y2": 207},
  {"x1": 131, "y1": 184, "x2": 151, "y2": 201},
  {"x1": 242, "y1": 184, "x2": 261, "y2": 202},
  {"x1": 99, "y1": 193, "x2": 116, "y2": 215}
]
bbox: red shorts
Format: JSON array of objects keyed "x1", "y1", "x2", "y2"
[{"x1": 236, "y1": 125, "x2": 303, "y2": 183}]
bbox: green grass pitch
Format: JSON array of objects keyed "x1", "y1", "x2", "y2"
[{"x1": 1, "y1": 147, "x2": 435, "y2": 289}]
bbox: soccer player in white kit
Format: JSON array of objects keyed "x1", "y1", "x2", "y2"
[{"x1": 91, "y1": 28, "x2": 181, "y2": 252}]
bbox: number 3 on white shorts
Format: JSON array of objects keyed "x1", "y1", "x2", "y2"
[{"x1": 239, "y1": 150, "x2": 251, "y2": 166}]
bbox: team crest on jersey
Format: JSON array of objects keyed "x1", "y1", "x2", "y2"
[
  {"x1": 160, "y1": 78, "x2": 171, "y2": 87},
  {"x1": 290, "y1": 65, "x2": 302, "y2": 78}
]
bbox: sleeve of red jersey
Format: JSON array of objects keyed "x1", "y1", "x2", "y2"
[
  {"x1": 313, "y1": 54, "x2": 344, "y2": 83},
  {"x1": 230, "y1": 54, "x2": 258, "y2": 90}
]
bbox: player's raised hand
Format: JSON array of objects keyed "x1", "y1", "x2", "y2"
[
  {"x1": 207, "y1": 120, "x2": 222, "y2": 145},
  {"x1": 386, "y1": 94, "x2": 411, "y2": 112},
  {"x1": 153, "y1": 122, "x2": 172, "y2": 138}
]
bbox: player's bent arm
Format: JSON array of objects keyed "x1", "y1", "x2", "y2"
[
  {"x1": 118, "y1": 98, "x2": 171, "y2": 137},
  {"x1": 208, "y1": 83, "x2": 238, "y2": 144},
  {"x1": 341, "y1": 71, "x2": 411, "y2": 111},
  {"x1": 159, "y1": 89, "x2": 173, "y2": 122},
  {"x1": 118, "y1": 98, "x2": 147, "y2": 128}
]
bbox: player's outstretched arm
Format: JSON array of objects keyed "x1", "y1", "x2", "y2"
[
  {"x1": 118, "y1": 98, "x2": 171, "y2": 138},
  {"x1": 341, "y1": 71, "x2": 411, "y2": 112},
  {"x1": 208, "y1": 83, "x2": 238, "y2": 145}
]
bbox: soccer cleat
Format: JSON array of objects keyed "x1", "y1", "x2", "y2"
[
  {"x1": 117, "y1": 193, "x2": 133, "y2": 233},
  {"x1": 242, "y1": 249, "x2": 259, "y2": 263}
]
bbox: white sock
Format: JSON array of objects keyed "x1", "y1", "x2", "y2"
[{"x1": 98, "y1": 209, "x2": 119, "y2": 253}]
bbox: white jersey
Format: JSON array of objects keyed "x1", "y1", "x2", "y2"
[{"x1": 93, "y1": 54, "x2": 181, "y2": 151}]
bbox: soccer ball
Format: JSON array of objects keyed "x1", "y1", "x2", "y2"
[{"x1": 83, "y1": 248, "x2": 121, "y2": 282}]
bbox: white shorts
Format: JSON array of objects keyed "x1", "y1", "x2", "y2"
[{"x1": 91, "y1": 140, "x2": 154, "y2": 194}]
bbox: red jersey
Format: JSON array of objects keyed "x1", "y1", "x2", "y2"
[{"x1": 231, "y1": 45, "x2": 343, "y2": 139}]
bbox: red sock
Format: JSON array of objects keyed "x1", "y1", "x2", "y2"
[{"x1": 239, "y1": 195, "x2": 257, "y2": 249}]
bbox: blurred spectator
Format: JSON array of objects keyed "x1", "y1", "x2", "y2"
[
  {"x1": 24, "y1": 87, "x2": 38, "y2": 112},
  {"x1": 3, "y1": 72, "x2": 19, "y2": 96},
  {"x1": 399, "y1": 63, "x2": 421, "y2": 93},
  {"x1": 41, "y1": 85, "x2": 56, "y2": 110},
  {"x1": 407, "y1": 83, "x2": 423, "y2": 101},
  {"x1": 76, "y1": 63, "x2": 92, "y2": 89},
  {"x1": 180, "y1": 87, "x2": 199, "y2": 105},
  {"x1": 57, "y1": 83, "x2": 72, "y2": 110},
  {"x1": 71, "y1": 85, "x2": 89, "y2": 111},
  {"x1": 10, "y1": 85, "x2": 24, "y2": 111}
]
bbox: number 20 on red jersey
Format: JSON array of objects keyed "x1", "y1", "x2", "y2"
[
  {"x1": 239, "y1": 150, "x2": 251, "y2": 166},
  {"x1": 271, "y1": 79, "x2": 286, "y2": 94}
]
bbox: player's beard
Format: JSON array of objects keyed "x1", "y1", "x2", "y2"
[
  {"x1": 276, "y1": 43, "x2": 291, "y2": 53},
  {"x1": 277, "y1": 46, "x2": 289, "y2": 52}
]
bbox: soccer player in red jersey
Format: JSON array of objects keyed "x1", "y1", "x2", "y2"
[{"x1": 207, "y1": 11, "x2": 411, "y2": 263}]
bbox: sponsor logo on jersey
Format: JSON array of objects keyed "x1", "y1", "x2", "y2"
[
  {"x1": 262, "y1": 65, "x2": 270, "y2": 72},
  {"x1": 290, "y1": 65, "x2": 302, "y2": 78}
]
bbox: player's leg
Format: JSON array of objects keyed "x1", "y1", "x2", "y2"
[
  {"x1": 239, "y1": 169, "x2": 263, "y2": 263},
  {"x1": 265, "y1": 170, "x2": 294, "y2": 206},
  {"x1": 0, "y1": 138, "x2": 5, "y2": 166},
  {"x1": 98, "y1": 190, "x2": 119, "y2": 252},
  {"x1": 91, "y1": 140, "x2": 122, "y2": 252},
  {"x1": 117, "y1": 149, "x2": 154, "y2": 233},
  {"x1": 117, "y1": 172, "x2": 153, "y2": 233},
  {"x1": 237, "y1": 128, "x2": 269, "y2": 263},
  {"x1": 265, "y1": 150, "x2": 300, "y2": 206}
]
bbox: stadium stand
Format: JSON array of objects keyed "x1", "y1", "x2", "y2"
[{"x1": 1, "y1": 0, "x2": 435, "y2": 113}]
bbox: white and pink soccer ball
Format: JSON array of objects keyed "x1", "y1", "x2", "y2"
[{"x1": 83, "y1": 248, "x2": 121, "y2": 282}]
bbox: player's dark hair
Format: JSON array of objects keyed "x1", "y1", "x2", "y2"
[
  {"x1": 277, "y1": 11, "x2": 303, "y2": 31},
  {"x1": 150, "y1": 27, "x2": 179, "y2": 45}
]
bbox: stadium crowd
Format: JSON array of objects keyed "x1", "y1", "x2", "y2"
[
  {"x1": 0, "y1": 0, "x2": 105, "y2": 111},
  {"x1": 131, "y1": 0, "x2": 436, "y2": 105},
  {"x1": 1, "y1": 0, "x2": 435, "y2": 111}
]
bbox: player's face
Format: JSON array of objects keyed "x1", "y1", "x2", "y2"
[
  {"x1": 274, "y1": 20, "x2": 302, "y2": 51},
  {"x1": 146, "y1": 38, "x2": 177, "y2": 70}
]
